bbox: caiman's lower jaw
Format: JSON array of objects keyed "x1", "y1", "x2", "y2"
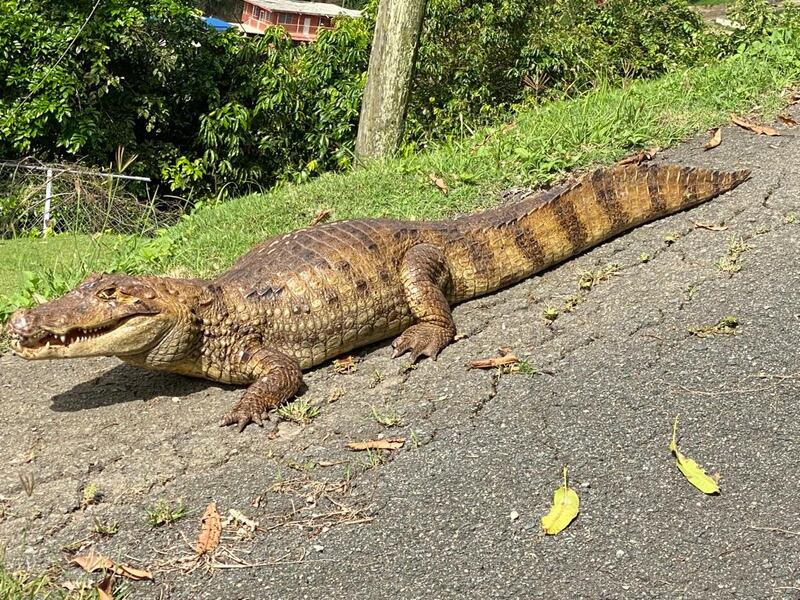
[{"x1": 9, "y1": 316, "x2": 139, "y2": 359}]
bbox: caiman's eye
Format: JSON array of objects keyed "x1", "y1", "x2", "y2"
[{"x1": 97, "y1": 287, "x2": 117, "y2": 300}]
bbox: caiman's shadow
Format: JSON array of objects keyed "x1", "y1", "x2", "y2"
[{"x1": 50, "y1": 363, "x2": 225, "y2": 412}]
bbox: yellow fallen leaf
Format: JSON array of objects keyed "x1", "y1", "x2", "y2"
[
  {"x1": 540, "y1": 467, "x2": 580, "y2": 535},
  {"x1": 668, "y1": 416, "x2": 720, "y2": 495}
]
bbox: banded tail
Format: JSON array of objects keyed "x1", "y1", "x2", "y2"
[{"x1": 446, "y1": 163, "x2": 751, "y2": 301}]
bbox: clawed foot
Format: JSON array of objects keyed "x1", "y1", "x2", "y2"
[
  {"x1": 219, "y1": 400, "x2": 269, "y2": 432},
  {"x1": 391, "y1": 323, "x2": 454, "y2": 362}
]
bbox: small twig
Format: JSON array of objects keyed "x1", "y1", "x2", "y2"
[{"x1": 748, "y1": 524, "x2": 800, "y2": 536}]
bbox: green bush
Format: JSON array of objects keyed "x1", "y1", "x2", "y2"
[
  {"x1": 0, "y1": 0, "x2": 795, "y2": 207},
  {"x1": 166, "y1": 17, "x2": 371, "y2": 199},
  {"x1": 407, "y1": 0, "x2": 716, "y2": 141}
]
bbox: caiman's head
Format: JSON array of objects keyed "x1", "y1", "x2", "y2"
[{"x1": 6, "y1": 273, "x2": 209, "y2": 363}]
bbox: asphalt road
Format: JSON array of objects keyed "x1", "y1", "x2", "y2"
[{"x1": 1, "y1": 106, "x2": 798, "y2": 599}]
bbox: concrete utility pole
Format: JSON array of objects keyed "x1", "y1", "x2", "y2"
[{"x1": 355, "y1": 0, "x2": 427, "y2": 161}]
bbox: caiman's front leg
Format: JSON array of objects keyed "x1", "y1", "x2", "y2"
[
  {"x1": 392, "y1": 244, "x2": 456, "y2": 362},
  {"x1": 219, "y1": 347, "x2": 302, "y2": 432}
]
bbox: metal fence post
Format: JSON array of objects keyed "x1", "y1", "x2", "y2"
[{"x1": 43, "y1": 168, "x2": 53, "y2": 236}]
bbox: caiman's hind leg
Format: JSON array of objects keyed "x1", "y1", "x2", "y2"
[
  {"x1": 392, "y1": 244, "x2": 456, "y2": 362},
  {"x1": 220, "y1": 348, "x2": 303, "y2": 432}
]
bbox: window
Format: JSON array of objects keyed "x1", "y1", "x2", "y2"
[
  {"x1": 250, "y1": 5, "x2": 266, "y2": 20},
  {"x1": 278, "y1": 12, "x2": 296, "y2": 25}
]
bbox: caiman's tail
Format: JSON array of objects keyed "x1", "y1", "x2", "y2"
[{"x1": 446, "y1": 163, "x2": 751, "y2": 301}]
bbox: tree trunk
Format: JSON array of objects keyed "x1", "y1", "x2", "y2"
[{"x1": 355, "y1": 0, "x2": 427, "y2": 161}]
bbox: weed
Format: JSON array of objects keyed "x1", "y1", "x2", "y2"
[
  {"x1": 370, "y1": 405, "x2": 402, "y2": 427},
  {"x1": 784, "y1": 212, "x2": 796, "y2": 224},
  {"x1": 690, "y1": 315, "x2": 739, "y2": 337},
  {"x1": 342, "y1": 463, "x2": 354, "y2": 484},
  {"x1": 287, "y1": 459, "x2": 316, "y2": 472},
  {"x1": 663, "y1": 232, "x2": 681, "y2": 245},
  {"x1": 578, "y1": 263, "x2": 621, "y2": 290},
  {"x1": 146, "y1": 499, "x2": 187, "y2": 527},
  {"x1": 92, "y1": 518, "x2": 119, "y2": 536},
  {"x1": 80, "y1": 483, "x2": 101, "y2": 510},
  {"x1": 276, "y1": 399, "x2": 320, "y2": 424},
  {"x1": 410, "y1": 430, "x2": 422, "y2": 448},
  {"x1": 270, "y1": 468, "x2": 287, "y2": 492},
  {"x1": 370, "y1": 369, "x2": 384, "y2": 388},
  {"x1": 562, "y1": 294, "x2": 583, "y2": 313},
  {"x1": 639, "y1": 252, "x2": 652, "y2": 263},
  {"x1": 513, "y1": 359, "x2": 539, "y2": 377},
  {"x1": 542, "y1": 306, "x2": 560, "y2": 322},
  {"x1": 399, "y1": 361, "x2": 417, "y2": 374},
  {"x1": 715, "y1": 236, "x2": 751, "y2": 274},
  {"x1": 361, "y1": 449, "x2": 387, "y2": 470}
]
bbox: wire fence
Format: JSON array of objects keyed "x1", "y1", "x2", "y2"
[{"x1": 0, "y1": 158, "x2": 183, "y2": 239}]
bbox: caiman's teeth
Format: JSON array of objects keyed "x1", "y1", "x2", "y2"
[
  {"x1": 45, "y1": 341, "x2": 51, "y2": 350},
  {"x1": 60, "y1": 335, "x2": 66, "y2": 343}
]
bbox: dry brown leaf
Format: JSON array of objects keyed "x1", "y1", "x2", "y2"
[
  {"x1": 778, "y1": 114, "x2": 798, "y2": 127},
  {"x1": 195, "y1": 502, "x2": 222, "y2": 556},
  {"x1": 730, "y1": 114, "x2": 781, "y2": 136},
  {"x1": 72, "y1": 551, "x2": 152, "y2": 581},
  {"x1": 789, "y1": 91, "x2": 800, "y2": 105},
  {"x1": 97, "y1": 574, "x2": 114, "y2": 600},
  {"x1": 692, "y1": 221, "x2": 728, "y2": 231},
  {"x1": 346, "y1": 438, "x2": 405, "y2": 451},
  {"x1": 429, "y1": 173, "x2": 449, "y2": 195},
  {"x1": 617, "y1": 147, "x2": 659, "y2": 165},
  {"x1": 497, "y1": 346, "x2": 513, "y2": 356},
  {"x1": 704, "y1": 128, "x2": 722, "y2": 150},
  {"x1": 308, "y1": 209, "x2": 331, "y2": 227},
  {"x1": 466, "y1": 354, "x2": 520, "y2": 369}
]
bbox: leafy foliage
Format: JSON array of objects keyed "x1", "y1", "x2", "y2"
[
  {"x1": 407, "y1": 0, "x2": 715, "y2": 140},
  {"x1": 168, "y1": 18, "x2": 370, "y2": 199},
  {"x1": 0, "y1": 0, "x2": 233, "y2": 185},
  {"x1": 0, "y1": 0, "x2": 797, "y2": 206}
]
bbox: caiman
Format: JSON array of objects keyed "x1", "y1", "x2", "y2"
[{"x1": 6, "y1": 163, "x2": 750, "y2": 431}]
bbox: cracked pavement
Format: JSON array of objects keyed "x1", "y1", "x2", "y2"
[{"x1": 1, "y1": 105, "x2": 799, "y2": 599}]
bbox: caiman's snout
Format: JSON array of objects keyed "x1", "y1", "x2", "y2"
[{"x1": 5, "y1": 274, "x2": 169, "y2": 360}]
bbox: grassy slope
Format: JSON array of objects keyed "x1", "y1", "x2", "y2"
[{"x1": 0, "y1": 42, "x2": 798, "y2": 302}]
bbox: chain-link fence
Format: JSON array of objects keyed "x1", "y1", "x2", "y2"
[{"x1": 0, "y1": 158, "x2": 183, "y2": 239}]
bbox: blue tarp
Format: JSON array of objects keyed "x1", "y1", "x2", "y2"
[{"x1": 202, "y1": 16, "x2": 234, "y2": 31}]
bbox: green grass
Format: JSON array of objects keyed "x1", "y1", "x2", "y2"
[
  {"x1": 0, "y1": 233, "x2": 133, "y2": 298},
  {"x1": 0, "y1": 40, "x2": 799, "y2": 307}
]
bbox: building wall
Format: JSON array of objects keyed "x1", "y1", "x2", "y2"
[{"x1": 241, "y1": 2, "x2": 335, "y2": 41}]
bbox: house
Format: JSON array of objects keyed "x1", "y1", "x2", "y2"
[{"x1": 240, "y1": 0, "x2": 361, "y2": 42}]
